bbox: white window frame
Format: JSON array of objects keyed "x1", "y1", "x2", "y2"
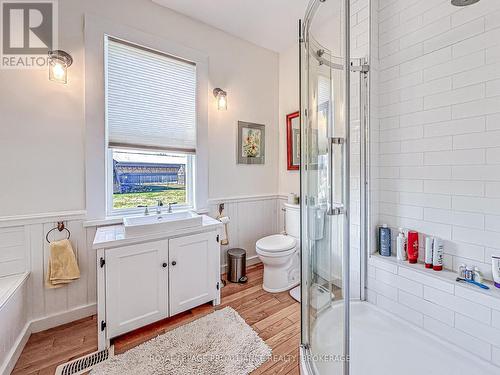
[{"x1": 84, "y1": 15, "x2": 209, "y2": 220}]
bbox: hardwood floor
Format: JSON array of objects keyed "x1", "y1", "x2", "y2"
[{"x1": 12, "y1": 264, "x2": 301, "y2": 374}]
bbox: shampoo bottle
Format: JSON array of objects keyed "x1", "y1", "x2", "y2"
[
  {"x1": 432, "y1": 238, "x2": 443, "y2": 271},
  {"x1": 424, "y1": 237, "x2": 433, "y2": 269},
  {"x1": 379, "y1": 224, "x2": 391, "y2": 257},
  {"x1": 407, "y1": 231, "x2": 419, "y2": 264},
  {"x1": 396, "y1": 228, "x2": 407, "y2": 261}
]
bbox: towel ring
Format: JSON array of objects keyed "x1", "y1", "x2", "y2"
[{"x1": 46, "y1": 221, "x2": 71, "y2": 243}]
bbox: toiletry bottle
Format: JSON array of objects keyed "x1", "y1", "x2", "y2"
[
  {"x1": 424, "y1": 236, "x2": 433, "y2": 269},
  {"x1": 379, "y1": 224, "x2": 391, "y2": 257},
  {"x1": 407, "y1": 231, "x2": 419, "y2": 264},
  {"x1": 458, "y1": 264, "x2": 467, "y2": 279},
  {"x1": 473, "y1": 267, "x2": 483, "y2": 283},
  {"x1": 396, "y1": 228, "x2": 407, "y2": 261},
  {"x1": 432, "y1": 238, "x2": 443, "y2": 271},
  {"x1": 465, "y1": 266, "x2": 473, "y2": 280},
  {"x1": 492, "y1": 256, "x2": 500, "y2": 288}
]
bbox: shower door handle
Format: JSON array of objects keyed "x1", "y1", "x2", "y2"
[{"x1": 327, "y1": 137, "x2": 345, "y2": 216}]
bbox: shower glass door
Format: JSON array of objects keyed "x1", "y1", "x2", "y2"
[{"x1": 300, "y1": 0, "x2": 350, "y2": 374}]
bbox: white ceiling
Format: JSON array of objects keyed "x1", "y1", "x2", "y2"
[{"x1": 152, "y1": 0, "x2": 311, "y2": 52}]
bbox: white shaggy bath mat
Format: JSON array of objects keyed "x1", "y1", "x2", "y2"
[{"x1": 90, "y1": 307, "x2": 272, "y2": 375}]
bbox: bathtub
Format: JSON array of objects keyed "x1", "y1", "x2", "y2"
[
  {"x1": 0, "y1": 273, "x2": 29, "y2": 375},
  {"x1": 303, "y1": 301, "x2": 499, "y2": 375}
]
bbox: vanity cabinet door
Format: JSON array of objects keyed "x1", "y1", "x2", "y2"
[
  {"x1": 105, "y1": 240, "x2": 168, "y2": 338},
  {"x1": 169, "y1": 232, "x2": 218, "y2": 315}
]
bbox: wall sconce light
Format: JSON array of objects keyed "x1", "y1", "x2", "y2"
[
  {"x1": 213, "y1": 88, "x2": 227, "y2": 111},
  {"x1": 48, "y1": 50, "x2": 73, "y2": 84}
]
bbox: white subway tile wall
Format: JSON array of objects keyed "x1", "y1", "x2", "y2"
[
  {"x1": 369, "y1": 1, "x2": 500, "y2": 365},
  {"x1": 368, "y1": 256, "x2": 500, "y2": 366},
  {"x1": 374, "y1": 0, "x2": 500, "y2": 279}
]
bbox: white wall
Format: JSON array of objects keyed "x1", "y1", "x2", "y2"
[
  {"x1": 0, "y1": 0, "x2": 279, "y2": 218},
  {"x1": 374, "y1": 0, "x2": 500, "y2": 280},
  {"x1": 278, "y1": 44, "x2": 300, "y2": 196}
]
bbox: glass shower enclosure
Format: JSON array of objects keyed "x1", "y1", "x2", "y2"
[{"x1": 299, "y1": 0, "x2": 367, "y2": 373}]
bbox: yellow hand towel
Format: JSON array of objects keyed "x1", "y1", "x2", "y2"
[{"x1": 45, "y1": 239, "x2": 80, "y2": 289}]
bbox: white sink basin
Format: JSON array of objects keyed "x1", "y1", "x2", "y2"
[{"x1": 123, "y1": 211, "x2": 202, "y2": 236}]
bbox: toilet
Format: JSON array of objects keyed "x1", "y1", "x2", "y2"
[{"x1": 256, "y1": 203, "x2": 300, "y2": 293}]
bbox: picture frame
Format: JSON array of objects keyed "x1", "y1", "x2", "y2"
[
  {"x1": 237, "y1": 121, "x2": 265, "y2": 165},
  {"x1": 286, "y1": 111, "x2": 300, "y2": 170}
]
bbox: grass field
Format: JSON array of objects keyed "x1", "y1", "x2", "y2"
[{"x1": 113, "y1": 187, "x2": 186, "y2": 209}]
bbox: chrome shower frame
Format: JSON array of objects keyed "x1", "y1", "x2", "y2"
[{"x1": 299, "y1": 0, "x2": 371, "y2": 373}]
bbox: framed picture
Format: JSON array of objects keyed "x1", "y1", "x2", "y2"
[
  {"x1": 237, "y1": 121, "x2": 265, "y2": 165},
  {"x1": 286, "y1": 111, "x2": 300, "y2": 170}
]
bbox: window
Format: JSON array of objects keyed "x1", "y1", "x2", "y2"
[{"x1": 105, "y1": 37, "x2": 197, "y2": 213}]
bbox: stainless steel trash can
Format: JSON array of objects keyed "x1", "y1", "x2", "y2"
[{"x1": 227, "y1": 248, "x2": 247, "y2": 283}]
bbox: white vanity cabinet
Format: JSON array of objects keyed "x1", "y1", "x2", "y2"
[
  {"x1": 169, "y1": 232, "x2": 218, "y2": 315},
  {"x1": 94, "y1": 219, "x2": 221, "y2": 350},
  {"x1": 105, "y1": 240, "x2": 169, "y2": 338}
]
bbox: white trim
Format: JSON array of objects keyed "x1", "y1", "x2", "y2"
[
  {"x1": 29, "y1": 303, "x2": 97, "y2": 333},
  {"x1": 0, "y1": 210, "x2": 86, "y2": 228},
  {"x1": 84, "y1": 14, "x2": 209, "y2": 220},
  {"x1": 207, "y1": 194, "x2": 280, "y2": 205},
  {"x1": 0, "y1": 322, "x2": 30, "y2": 375}
]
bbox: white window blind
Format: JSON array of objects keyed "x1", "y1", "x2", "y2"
[{"x1": 106, "y1": 37, "x2": 197, "y2": 153}]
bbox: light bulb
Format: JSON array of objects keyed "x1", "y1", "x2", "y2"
[
  {"x1": 217, "y1": 95, "x2": 227, "y2": 111},
  {"x1": 213, "y1": 88, "x2": 228, "y2": 111},
  {"x1": 52, "y1": 63, "x2": 66, "y2": 80}
]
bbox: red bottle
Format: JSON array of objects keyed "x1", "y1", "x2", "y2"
[{"x1": 407, "y1": 231, "x2": 419, "y2": 264}]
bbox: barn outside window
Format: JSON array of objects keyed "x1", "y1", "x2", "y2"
[{"x1": 104, "y1": 36, "x2": 196, "y2": 214}]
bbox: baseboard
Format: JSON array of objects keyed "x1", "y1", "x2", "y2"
[
  {"x1": 30, "y1": 303, "x2": 97, "y2": 333},
  {"x1": 1, "y1": 304, "x2": 97, "y2": 374},
  {"x1": 0, "y1": 322, "x2": 30, "y2": 375},
  {"x1": 220, "y1": 255, "x2": 261, "y2": 274}
]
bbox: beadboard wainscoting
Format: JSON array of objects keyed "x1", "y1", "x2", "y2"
[
  {"x1": 0, "y1": 212, "x2": 97, "y2": 374},
  {"x1": 208, "y1": 195, "x2": 282, "y2": 273},
  {"x1": 0, "y1": 213, "x2": 97, "y2": 330},
  {"x1": 367, "y1": 255, "x2": 500, "y2": 368}
]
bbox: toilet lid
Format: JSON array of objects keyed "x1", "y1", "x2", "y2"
[{"x1": 256, "y1": 234, "x2": 296, "y2": 253}]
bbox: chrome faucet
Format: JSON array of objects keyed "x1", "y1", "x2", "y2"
[
  {"x1": 167, "y1": 202, "x2": 177, "y2": 213},
  {"x1": 138, "y1": 205, "x2": 149, "y2": 215},
  {"x1": 156, "y1": 200, "x2": 163, "y2": 214}
]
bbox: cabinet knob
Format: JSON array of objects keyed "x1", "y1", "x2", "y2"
[
  {"x1": 162, "y1": 262, "x2": 167, "y2": 268},
  {"x1": 171, "y1": 261, "x2": 177, "y2": 266}
]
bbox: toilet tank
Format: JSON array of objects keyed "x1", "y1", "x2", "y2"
[{"x1": 284, "y1": 203, "x2": 300, "y2": 239}]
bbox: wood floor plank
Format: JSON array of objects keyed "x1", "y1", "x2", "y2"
[
  {"x1": 251, "y1": 333, "x2": 300, "y2": 374},
  {"x1": 257, "y1": 318, "x2": 295, "y2": 340},
  {"x1": 13, "y1": 263, "x2": 300, "y2": 374},
  {"x1": 254, "y1": 303, "x2": 300, "y2": 331}
]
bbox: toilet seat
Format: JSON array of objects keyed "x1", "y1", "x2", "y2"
[{"x1": 256, "y1": 234, "x2": 296, "y2": 254}]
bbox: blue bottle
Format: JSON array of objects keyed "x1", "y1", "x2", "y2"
[{"x1": 379, "y1": 224, "x2": 391, "y2": 257}]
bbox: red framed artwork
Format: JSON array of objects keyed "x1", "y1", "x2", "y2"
[{"x1": 286, "y1": 111, "x2": 300, "y2": 170}]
